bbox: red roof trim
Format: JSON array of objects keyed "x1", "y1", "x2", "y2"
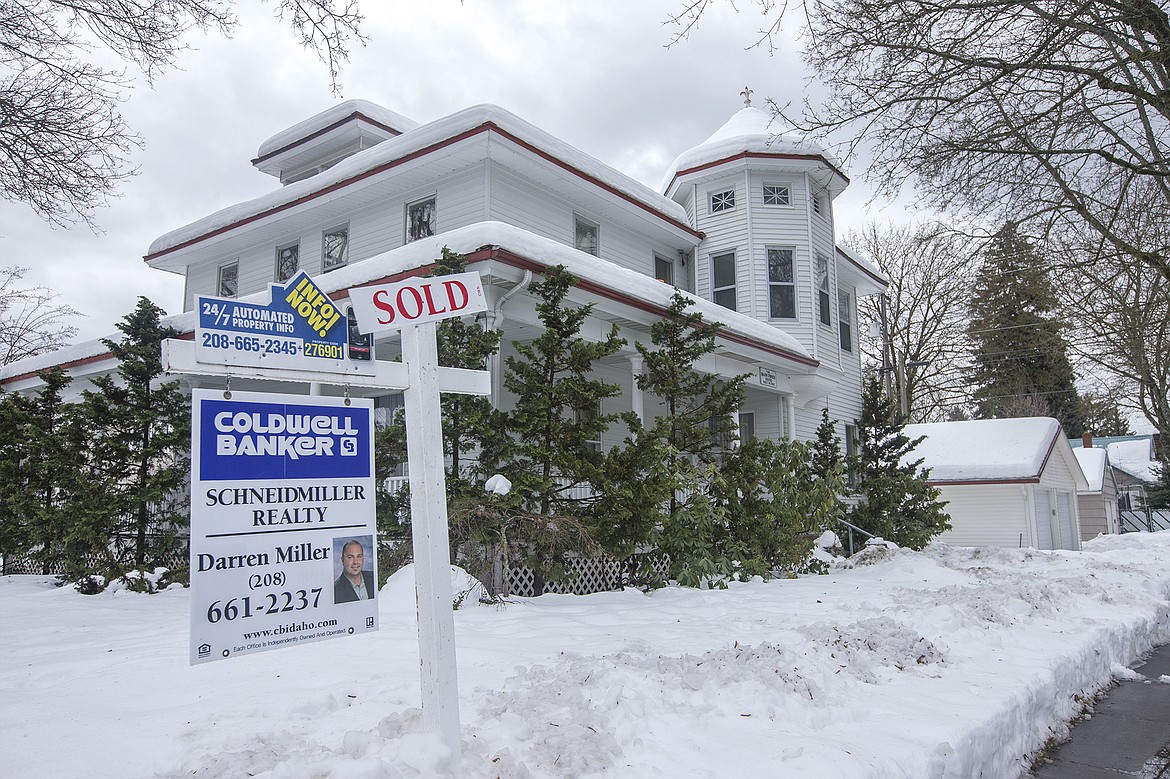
[
  {"x1": 0, "y1": 331, "x2": 195, "y2": 386},
  {"x1": 147, "y1": 122, "x2": 702, "y2": 263},
  {"x1": 665, "y1": 151, "x2": 850, "y2": 193},
  {"x1": 250, "y1": 111, "x2": 404, "y2": 167}
]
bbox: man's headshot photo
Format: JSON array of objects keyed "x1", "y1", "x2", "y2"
[{"x1": 333, "y1": 536, "x2": 376, "y2": 604}]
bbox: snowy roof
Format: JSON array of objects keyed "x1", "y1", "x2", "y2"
[
  {"x1": 661, "y1": 106, "x2": 843, "y2": 192},
  {"x1": 1107, "y1": 439, "x2": 1159, "y2": 483},
  {"x1": 6, "y1": 222, "x2": 812, "y2": 385},
  {"x1": 253, "y1": 99, "x2": 419, "y2": 161},
  {"x1": 903, "y1": 417, "x2": 1068, "y2": 483},
  {"x1": 149, "y1": 104, "x2": 692, "y2": 259},
  {"x1": 1073, "y1": 447, "x2": 1108, "y2": 492}
]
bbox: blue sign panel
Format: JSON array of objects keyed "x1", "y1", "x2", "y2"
[
  {"x1": 198, "y1": 397, "x2": 372, "y2": 481},
  {"x1": 195, "y1": 271, "x2": 375, "y2": 374}
]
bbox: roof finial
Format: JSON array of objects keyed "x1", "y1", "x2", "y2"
[{"x1": 740, "y1": 85, "x2": 754, "y2": 107}]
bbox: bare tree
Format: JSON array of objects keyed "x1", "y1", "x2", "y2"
[
  {"x1": 672, "y1": 1, "x2": 1170, "y2": 287},
  {"x1": 1, "y1": 0, "x2": 365, "y2": 227},
  {"x1": 0, "y1": 267, "x2": 79, "y2": 365},
  {"x1": 848, "y1": 222, "x2": 976, "y2": 422}
]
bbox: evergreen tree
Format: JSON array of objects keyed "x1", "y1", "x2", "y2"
[
  {"x1": 80, "y1": 298, "x2": 190, "y2": 582},
  {"x1": 967, "y1": 222, "x2": 1083, "y2": 434},
  {"x1": 499, "y1": 266, "x2": 625, "y2": 516},
  {"x1": 1146, "y1": 458, "x2": 1170, "y2": 511},
  {"x1": 432, "y1": 248, "x2": 501, "y2": 492},
  {"x1": 0, "y1": 391, "x2": 24, "y2": 562},
  {"x1": 809, "y1": 406, "x2": 848, "y2": 529},
  {"x1": 848, "y1": 376, "x2": 950, "y2": 549},
  {"x1": 1080, "y1": 392, "x2": 1134, "y2": 438}
]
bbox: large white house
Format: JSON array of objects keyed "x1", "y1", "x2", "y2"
[{"x1": 1, "y1": 97, "x2": 886, "y2": 450}]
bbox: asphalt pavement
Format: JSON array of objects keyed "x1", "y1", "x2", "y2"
[{"x1": 1031, "y1": 642, "x2": 1170, "y2": 778}]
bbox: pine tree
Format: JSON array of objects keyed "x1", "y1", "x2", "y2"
[
  {"x1": 80, "y1": 298, "x2": 190, "y2": 582},
  {"x1": 432, "y1": 248, "x2": 501, "y2": 492},
  {"x1": 1080, "y1": 392, "x2": 1134, "y2": 437},
  {"x1": 967, "y1": 222, "x2": 1083, "y2": 434},
  {"x1": 809, "y1": 406, "x2": 847, "y2": 530},
  {"x1": 499, "y1": 266, "x2": 625, "y2": 516},
  {"x1": 848, "y1": 376, "x2": 950, "y2": 549}
]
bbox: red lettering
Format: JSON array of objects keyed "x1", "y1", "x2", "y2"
[
  {"x1": 397, "y1": 287, "x2": 424, "y2": 319},
  {"x1": 443, "y1": 280, "x2": 470, "y2": 312},
  {"x1": 372, "y1": 290, "x2": 396, "y2": 325},
  {"x1": 421, "y1": 283, "x2": 448, "y2": 316}
]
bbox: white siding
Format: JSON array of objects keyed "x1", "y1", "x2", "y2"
[{"x1": 936, "y1": 484, "x2": 1031, "y2": 548}]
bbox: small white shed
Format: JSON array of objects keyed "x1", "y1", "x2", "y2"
[
  {"x1": 905, "y1": 418, "x2": 1089, "y2": 551},
  {"x1": 1071, "y1": 445, "x2": 1120, "y2": 540}
]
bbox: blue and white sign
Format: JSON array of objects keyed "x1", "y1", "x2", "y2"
[
  {"x1": 196, "y1": 271, "x2": 375, "y2": 375},
  {"x1": 189, "y1": 389, "x2": 378, "y2": 665}
]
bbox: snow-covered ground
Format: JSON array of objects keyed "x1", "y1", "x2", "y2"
[{"x1": 4, "y1": 533, "x2": 1170, "y2": 778}]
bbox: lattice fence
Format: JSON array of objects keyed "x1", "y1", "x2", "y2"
[{"x1": 505, "y1": 553, "x2": 670, "y2": 597}]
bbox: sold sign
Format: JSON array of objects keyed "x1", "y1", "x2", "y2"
[{"x1": 347, "y1": 271, "x2": 488, "y2": 333}]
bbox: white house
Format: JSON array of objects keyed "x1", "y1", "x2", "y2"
[
  {"x1": 1071, "y1": 444, "x2": 1119, "y2": 539},
  {"x1": 0, "y1": 97, "x2": 885, "y2": 452},
  {"x1": 905, "y1": 418, "x2": 1088, "y2": 551}
]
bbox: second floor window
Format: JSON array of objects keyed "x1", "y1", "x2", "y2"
[
  {"x1": 710, "y1": 188, "x2": 735, "y2": 213},
  {"x1": 767, "y1": 247, "x2": 796, "y2": 319},
  {"x1": 574, "y1": 215, "x2": 599, "y2": 256},
  {"x1": 407, "y1": 196, "x2": 436, "y2": 242},
  {"x1": 654, "y1": 254, "x2": 674, "y2": 285},
  {"x1": 322, "y1": 226, "x2": 349, "y2": 272},
  {"x1": 839, "y1": 290, "x2": 853, "y2": 352},
  {"x1": 763, "y1": 184, "x2": 790, "y2": 206},
  {"x1": 712, "y1": 252, "x2": 737, "y2": 311},
  {"x1": 816, "y1": 253, "x2": 832, "y2": 326},
  {"x1": 217, "y1": 262, "x2": 238, "y2": 297},
  {"x1": 275, "y1": 243, "x2": 299, "y2": 282}
]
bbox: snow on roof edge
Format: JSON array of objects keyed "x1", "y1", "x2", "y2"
[{"x1": 903, "y1": 418, "x2": 1064, "y2": 483}]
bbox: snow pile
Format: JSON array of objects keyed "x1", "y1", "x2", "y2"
[{"x1": 4, "y1": 534, "x2": 1170, "y2": 777}]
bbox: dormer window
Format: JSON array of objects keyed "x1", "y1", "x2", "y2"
[
  {"x1": 574, "y1": 215, "x2": 599, "y2": 256},
  {"x1": 763, "y1": 184, "x2": 791, "y2": 207},
  {"x1": 275, "y1": 243, "x2": 299, "y2": 282},
  {"x1": 406, "y1": 196, "x2": 436, "y2": 242},
  {"x1": 217, "y1": 262, "x2": 239, "y2": 298},
  {"x1": 710, "y1": 188, "x2": 736, "y2": 213},
  {"x1": 322, "y1": 225, "x2": 349, "y2": 272}
]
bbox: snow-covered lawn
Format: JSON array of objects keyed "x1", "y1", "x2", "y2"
[{"x1": 4, "y1": 533, "x2": 1170, "y2": 778}]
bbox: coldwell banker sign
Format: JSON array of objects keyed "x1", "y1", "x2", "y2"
[{"x1": 189, "y1": 389, "x2": 377, "y2": 665}]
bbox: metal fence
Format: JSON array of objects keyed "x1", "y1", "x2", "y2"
[{"x1": 1120, "y1": 509, "x2": 1170, "y2": 534}]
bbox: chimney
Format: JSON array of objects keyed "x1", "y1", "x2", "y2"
[{"x1": 1082, "y1": 432, "x2": 1093, "y2": 448}]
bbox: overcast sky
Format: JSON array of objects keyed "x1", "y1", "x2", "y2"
[{"x1": 0, "y1": 0, "x2": 916, "y2": 342}]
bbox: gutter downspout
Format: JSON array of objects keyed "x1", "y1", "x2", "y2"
[{"x1": 487, "y1": 270, "x2": 532, "y2": 407}]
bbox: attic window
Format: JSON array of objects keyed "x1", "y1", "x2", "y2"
[
  {"x1": 218, "y1": 262, "x2": 239, "y2": 298},
  {"x1": 406, "y1": 196, "x2": 436, "y2": 242},
  {"x1": 763, "y1": 184, "x2": 791, "y2": 206},
  {"x1": 710, "y1": 188, "x2": 736, "y2": 213}
]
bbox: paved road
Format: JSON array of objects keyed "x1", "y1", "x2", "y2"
[{"x1": 1031, "y1": 642, "x2": 1170, "y2": 778}]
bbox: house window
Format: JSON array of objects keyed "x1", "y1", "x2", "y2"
[
  {"x1": 574, "y1": 215, "x2": 599, "y2": 256},
  {"x1": 838, "y1": 290, "x2": 853, "y2": 352},
  {"x1": 811, "y1": 190, "x2": 828, "y2": 220},
  {"x1": 322, "y1": 226, "x2": 349, "y2": 272},
  {"x1": 816, "y1": 252, "x2": 832, "y2": 326},
  {"x1": 710, "y1": 188, "x2": 735, "y2": 213},
  {"x1": 406, "y1": 196, "x2": 436, "y2": 242},
  {"x1": 763, "y1": 183, "x2": 791, "y2": 206},
  {"x1": 577, "y1": 401, "x2": 602, "y2": 453},
  {"x1": 217, "y1": 262, "x2": 239, "y2": 297},
  {"x1": 845, "y1": 423, "x2": 859, "y2": 484},
  {"x1": 654, "y1": 254, "x2": 674, "y2": 285},
  {"x1": 738, "y1": 412, "x2": 755, "y2": 443},
  {"x1": 275, "y1": 243, "x2": 299, "y2": 282},
  {"x1": 711, "y1": 252, "x2": 737, "y2": 311},
  {"x1": 767, "y1": 247, "x2": 796, "y2": 319}
]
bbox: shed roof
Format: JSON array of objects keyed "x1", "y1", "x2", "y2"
[
  {"x1": 904, "y1": 417, "x2": 1069, "y2": 484},
  {"x1": 1073, "y1": 447, "x2": 1108, "y2": 493}
]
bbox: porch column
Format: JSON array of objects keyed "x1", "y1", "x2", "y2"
[{"x1": 628, "y1": 354, "x2": 645, "y2": 423}]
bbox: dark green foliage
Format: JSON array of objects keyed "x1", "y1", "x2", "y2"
[
  {"x1": 967, "y1": 222, "x2": 1083, "y2": 434},
  {"x1": 77, "y1": 297, "x2": 189, "y2": 585},
  {"x1": 373, "y1": 408, "x2": 411, "y2": 555},
  {"x1": 1146, "y1": 457, "x2": 1170, "y2": 510},
  {"x1": 1080, "y1": 392, "x2": 1134, "y2": 438},
  {"x1": 498, "y1": 265, "x2": 625, "y2": 516},
  {"x1": 848, "y1": 377, "x2": 950, "y2": 549},
  {"x1": 432, "y1": 248, "x2": 501, "y2": 493}
]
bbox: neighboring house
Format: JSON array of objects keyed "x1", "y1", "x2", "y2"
[
  {"x1": 0, "y1": 97, "x2": 886, "y2": 455},
  {"x1": 1106, "y1": 438, "x2": 1160, "y2": 511},
  {"x1": 1070, "y1": 441, "x2": 1119, "y2": 540},
  {"x1": 905, "y1": 418, "x2": 1088, "y2": 551}
]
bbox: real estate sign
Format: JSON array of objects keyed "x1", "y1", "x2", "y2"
[
  {"x1": 196, "y1": 270, "x2": 376, "y2": 374},
  {"x1": 188, "y1": 389, "x2": 377, "y2": 665}
]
